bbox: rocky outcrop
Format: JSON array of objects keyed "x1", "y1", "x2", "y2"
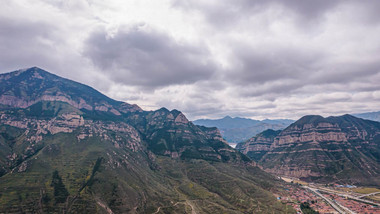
[
  {"x1": 236, "y1": 129, "x2": 280, "y2": 162},
  {"x1": 123, "y1": 108, "x2": 248, "y2": 163},
  {"x1": 0, "y1": 113, "x2": 85, "y2": 138},
  {"x1": 264, "y1": 167, "x2": 321, "y2": 178},
  {"x1": 174, "y1": 112, "x2": 189, "y2": 124},
  {"x1": 0, "y1": 94, "x2": 138, "y2": 116},
  {"x1": 197, "y1": 125, "x2": 228, "y2": 143},
  {"x1": 2, "y1": 106, "x2": 143, "y2": 153},
  {"x1": 274, "y1": 126, "x2": 347, "y2": 146},
  {"x1": 0, "y1": 109, "x2": 145, "y2": 178},
  {"x1": 118, "y1": 103, "x2": 142, "y2": 113}
]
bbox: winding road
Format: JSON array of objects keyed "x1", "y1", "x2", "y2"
[
  {"x1": 315, "y1": 187, "x2": 380, "y2": 207},
  {"x1": 358, "y1": 191, "x2": 380, "y2": 199}
]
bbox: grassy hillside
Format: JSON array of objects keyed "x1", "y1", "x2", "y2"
[{"x1": 0, "y1": 126, "x2": 293, "y2": 213}]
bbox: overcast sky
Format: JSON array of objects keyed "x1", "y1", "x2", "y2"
[{"x1": 1, "y1": 0, "x2": 380, "y2": 120}]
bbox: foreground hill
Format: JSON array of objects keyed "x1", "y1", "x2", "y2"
[
  {"x1": 0, "y1": 67, "x2": 292, "y2": 213},
  {"x1": 237, "y1": 115, "x2": 380, "y2": 186},
  {"x1": 193, "y1": 116, "x2": 293, "y2": 143}
]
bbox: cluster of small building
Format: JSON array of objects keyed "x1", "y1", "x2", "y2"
[
  {"x1": 334, "y1": 184, "x2": 357, "y2": 188},
  {"x1": 323, "y1": 193, "x2": 380, "y2": 214},
  {"x1": 277, "y1": 177, "x2": 380, "y2": 213},
  {"x1": 278, "y1": 185, "x2": 380, "y2": 213},
  {"x1": 278, "y1": 186, "x2": 336, "y2": 213}
]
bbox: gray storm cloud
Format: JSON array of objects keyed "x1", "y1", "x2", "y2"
[
  {"x1": 0, "y1": 17, "x2": 59, "y2": 71},
  {"x1": 173, "y1": 0, "x2": 380, "y2": 26},
  {"x1": 84, "y1": 26, "x2": 217, "y2": 88}
]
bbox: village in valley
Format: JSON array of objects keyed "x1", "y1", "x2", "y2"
[{"x1": 277, "y1": 177, "x2": 380, "y2": 214}]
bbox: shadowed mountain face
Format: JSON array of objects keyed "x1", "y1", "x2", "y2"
[
  {"x1": 0, "y1": 67, "x2": 291, "y2": 213},
  {"x1": 237, "y1": 115, "x2": 380, "y2": 185},
  {"x1": 193, "y1": 116, "x2": 293, "y2": 143}
]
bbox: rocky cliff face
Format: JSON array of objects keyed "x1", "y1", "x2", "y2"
[
  {"x1": 236, "y1": 129, "x2": 280, "y2": 162},
  {"x1": 237, "y1": 115, "x2": 380, "y2": 185},
  {"x1": 197, "y1": 125, "x2": 228, "y2": 143},
  {"x1": 0, "y1": 107, "x2": 144, "y2": 177},
  {"x1": 123, "y1": 108, "x2": 249, "y2": 163}
]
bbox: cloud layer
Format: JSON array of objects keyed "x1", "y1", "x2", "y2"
[
  {"x1": 84, "y1": 26, "x2": 216, "y2": 88},
  {"x1": 1, "y1": 0, "x2": 380, "y2": 120}
]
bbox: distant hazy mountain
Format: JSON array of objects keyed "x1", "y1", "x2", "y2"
[
  {"x1": 193, "y1": 116, "x2": 294, "y2": 143},
  {"x1": 354, "y1": 111, "x2": 380, "y2": 122},
  {"x1": 237, "y1": 114, "x2": 380, "y2": 186},
  {"x1": 0, "y1": 67, "x2": 290, "y2": 213}
]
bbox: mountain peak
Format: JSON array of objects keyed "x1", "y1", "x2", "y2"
[
  {"x1": 341, "y1": 114, "x2": 356, "y2": 118},
  {"x1": 25, "y1": 66, "x2": 44, "y2": 71},
  {"x1": 16, "y1": 66, "x2": 50, "y2": 75},
  {"x1": 157, "y1": 107, "x2": 170, "y2": 112},
  {"x1": 259, "y1": 129, "x2": 281, "y2": 138},
  {"x1": 0, "y1": 67, "x2": 141, "y2": 114},
  {"x1": 25, "y1": 67, "x2": 52, "y2": 78},
  {"x1": 3, "y1": 66, "x2": 62, "y2": 82},
  {"x1": 293, "y1": 115, "x2": 325, "y2": 126}
]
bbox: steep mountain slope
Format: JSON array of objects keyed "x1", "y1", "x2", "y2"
[
  {"x1": 0, "y1": 67, "x2": 141, "y2": 114},
  {"x1": 0, "y1": 67, "x2": 292, "y2": 213},
  {"x1": 125, "y1": 109, "x2": 249, "y2": 162},
  {"x1": 193, "y1": 116, "x2": 293, "y2": 143},
  {"x1": 237, "y1": 115, "x2": 380, "y2": 185}
]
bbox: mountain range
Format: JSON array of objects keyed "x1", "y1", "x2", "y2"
[
  {"x1": 193, "y1": 116, "x2": 294, "y2": 143},
  {"x1": 236, "y1": 114, "x2": 380, "y2": 186},
  {"x1": 0, "y1": 67, "x2": 291, "y2": 213},
  {"x1": 354, "y1": 111, "x2": 380, "y2": 122}
]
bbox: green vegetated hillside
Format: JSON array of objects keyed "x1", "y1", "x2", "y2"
[
  {"x1": 237, "y1": 115, "x2": 380, "y2": 186},
  {"x1": 0, "y1": 67, "x2": 293, "y2": 213}
]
